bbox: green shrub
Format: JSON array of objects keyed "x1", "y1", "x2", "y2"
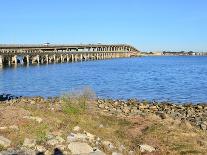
[{"x1": 61, "y1": 86, "x2": 96, "y2": 114}]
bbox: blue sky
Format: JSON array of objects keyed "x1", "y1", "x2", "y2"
[{"x1": 0, "y1": 0, "x2": 207, "y2": 51}]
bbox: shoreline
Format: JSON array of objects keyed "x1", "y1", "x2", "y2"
[{"x1": 1, "y1": 96, "x2": 207, "y2": 154}]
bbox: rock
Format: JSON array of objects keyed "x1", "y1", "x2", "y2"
[
  {"x1": 98, "y1": 104, "x2": 105, "y2": 109},
  {"x1": 73, "y1": 126, "x2": 81, "y2": 132},
  {"x1": 123, "y1": 107, "x2": 130, "y2": 114},
  {"x1": 47, "y1": 139, "x2": 59, "y2": 146},
  {"x1": 67, "y1": 133, "x2": 87, "y2": 142},
  {"x1": 45, "y1": 150, "x2": 51, "y2": 155},
  {"x1": 112, "y1": 152, "x2": 122, "y2": 155},
  {"x1": 0, "y1": 136, "x2": 11, "y2": 147},
  {"x1": 156, "y1": 111, "x2": 167, "y2": 119},
  {"x1": 0, "y1": 127, "x2": 8, "y2": 130},
  {"x1": 139, "y1": 144, "x2": 155, "y2": 153},
  {"x1": 68, "y1": 142, "x2": 93, "y2": 154},
  {"x1": 118, "y1": 145, "x2": 126, "y2": 152},
  {"x1": 84, "y1": 131, "x2": 95, "y2": 141},
  {"x1": 102, "y1": 140, "x2": 114, "y2": 150},
  {"x1": 0, "y1": 148, "x2": 36, "y2": 155},
  {"x1": 36, "y1": 145, "x2": 46, "y2": 152},
  {"x1": 9, "y1": 125, "x2": 19, "y2": 130},
  {"x1": 89, "y1": 149, "x2": 106, "y2": 155},
  {"x1": 99, "y1": 124, "x2": 104, "y2": 128},
  {"x1": 55, "y1": 144, "x2": 66, "y2": 151},
  {"x1": 200, "y1": 123, "x2": 207, "y2": 130},
  {"x1": 23, "y1": 138, "x2": 36, "y2": 148},
  {"x1": 128, "y1": 150, "x2": 135, "y2": 155}
]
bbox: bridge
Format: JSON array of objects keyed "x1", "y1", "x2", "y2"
[{"x1": 0, "y1": 44, "x2": 140, "y2": 67}]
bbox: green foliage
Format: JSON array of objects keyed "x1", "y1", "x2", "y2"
[
  {"x1": 61, "y1": 86, "x2": 96, "y2": 115},
  {"x1": 35, "y1": 124, "x2": 48, "y2": 144},
  {"x1": 0, "y1": 144, "x2": 4, "y2": 151}
]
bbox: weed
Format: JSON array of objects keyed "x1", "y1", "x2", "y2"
[{"x1": 61, "y1": 86, "x2": 96, "y2": 114}]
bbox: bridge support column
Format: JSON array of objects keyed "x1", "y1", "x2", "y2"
[
  {"x1": 45, "y1": 55, "x2": 49, "y2": 64},
  {"x1": 66, "y1": 54, "x2": 69, "y2": 62},
  {"x1": 12, "y1": 55, "x2": 17, "y2": 65},
  {"x1": 71, "y1": 54, "x2": 74, "y2": 62},
  {"x1": 74, "y1": 54, "x2": 78, "y2": 61},
  {"x1": 0, "y1": 55, "x2": 3, "y2": 67},
  {"x1": 37, "y1": 55, "x2": 40, "y2": 64},
  {"x1": 53, "y1": 54, "x2": 56, "y2": 63},
  {"x1": 41, "y1": 56, "x2": 44, "y2": 64},
  {"x1": 60, "y1": 54, "x2": 63, "y2": 63},
  {"x1": 96, "y1": 53, "x2": 99, "y2": 60},
  {"x1": 8, "y1": 57, "x2": 11, "y2": 66},
  {"x1": 26, "y1": 55, "x2": 30, "y2": 64},
  {"x1": 32, "y1": 55, "x2": 40, "y2": 64},
  {"x1": 80, "y1": 54, "x2": 83, "y2": 61}
]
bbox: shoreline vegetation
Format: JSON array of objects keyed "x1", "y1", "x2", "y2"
[{"x1": 0, "y1": 88, "x2": 207, "y2": 154}]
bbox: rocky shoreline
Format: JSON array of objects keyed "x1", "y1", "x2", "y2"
[
  {"x1": 0, "y1": 96, "x2": 207, "y2": 155},
  {"x1": 96, "y1": 99, "x2": 207, "y2": 130}
]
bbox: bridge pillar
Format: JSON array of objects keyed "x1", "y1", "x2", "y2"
[
  {"x1": 45, "y1": 55, "x2": 49, "y2": 64},
  {"x1": 7, "y1": 57, "x2": 11, "y2": 66},
  {"x1": 26, "y1": 55, "x2": 30, "y2": 64},
  {"x1": 71, "y1": 54, "x2": 74, "y2": 62},
  {"x1": 32, "y1": 55, "x2": 40, "y2": 64},
  {"x1": 74, "y1": 54, "x2": 78, "y2": 61},
  {"x1": 12, "y1": 55, "x2": 17, "y2": 65},
  {"x1": 53, "y1": 54, "x2": 56, "y2": 63},
  {"x1": 40, "y1": 56, "x2": 44, "y2": 64},
  {"x1": 80, "y1": 54, "x2": 83, "y2": 61},
  {"x1": 0, "y1": 55, "x2": 3, "y2": 67},
  {"x1": 60, "y1": 54, "x2": 63, "y2": 63},
  {"x1": 66, "y1": 54, "x2": 69, "y2": 62}
]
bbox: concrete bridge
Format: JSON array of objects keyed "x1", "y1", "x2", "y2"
[{"x1": 0, "y1": 44, "x2": 140, "y2": 67}]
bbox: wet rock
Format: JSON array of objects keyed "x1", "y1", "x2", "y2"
[{"x1": 0, "y1": 136, "x2": 11, "y2": 148}]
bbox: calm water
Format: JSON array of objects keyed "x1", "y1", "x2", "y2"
[{"x1": 0, "y1": 56, "x2": 207, "y2": 103}]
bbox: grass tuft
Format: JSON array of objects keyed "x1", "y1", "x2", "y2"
[{"x1": 61, "y1": 86, "x2": 96, "y2": 114}]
